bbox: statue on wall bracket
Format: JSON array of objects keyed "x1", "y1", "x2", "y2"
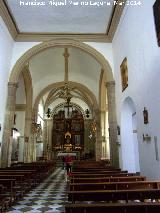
[{"x1": 143, "y1": 107, "x2": 149, "y2": 124}]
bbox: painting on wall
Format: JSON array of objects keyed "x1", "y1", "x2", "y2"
[
  {"x1": 153, "y1": 0, "x2": 160, "y2": 47},
  {"x1": 120, "y1": 57, "x2": 128, "y2": 92}
]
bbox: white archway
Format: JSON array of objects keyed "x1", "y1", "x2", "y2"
[{"x1": 121, "y1": 97, "x2": 140, "y2": 173}]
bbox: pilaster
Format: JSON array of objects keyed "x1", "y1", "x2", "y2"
[
  {"x1": 106, "y1": 81, "x2": 119, "y2": 168},
  {"x1": 1, "y1": 82, "x2": 18, "y2": 167}
]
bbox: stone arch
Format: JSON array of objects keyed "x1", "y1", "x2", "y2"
[
  {"x1": 33, "y1": 81, "x2": 102, "y2": 160},
  {"x1": 51, "y1": 102, "x2": 85, "y2": 117},
  {"x1": 44, "y1": 88, "x2": 90, "y2": 113},
  {"x1": 9, "y1": 38, "x2": 114, "y2": 83},
  {"x1": 1, "y1": 65, "x2": 33, "y2": 167},
  {"x1": 33, "y1": 81, "x2": 99, "y2": 119},
  {"x1": 22, "y1": 66, "x2": 33, "y2": 162},
  {"x1": 2, "y1": 39, "x2": 116, "y2": 166}
]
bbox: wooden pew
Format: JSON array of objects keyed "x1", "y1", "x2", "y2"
[
  {"x1": 68, "y1": 189, "x2": 160, "y2": 203},
  {"x1": 0, "y1": 174, "x2": 32, "y2": 197},
  {"x1": 0, "y1": 161, "x2": 55, "y2": 179},
  {"x1": 71, "y1": 176, "x2": 146, "y2": 183},
  {"x1": 72, "y1": 170, "x2": 127, "y2": 174},
  {"x1": 0, "y1": 161, "x2": 55, "y2": 212},
  {"x1": 68, "y1": 161, "x2": 160, "y2": 212},
  {"x1": 72, "y1": 167, "x2": 121, "y2": 172},
  {"x1": 0, "y1": 170, "x2": 45, "y2": 185},
  {"x1": 0, "y1": 169, "x2": 45, "y2": 182},
  {"x1": 0, "y1": 172, "x2": 38, "y2": 189},
  {"x1": 0, "y1": 184, "x2": 11, "y2": 213},
  {"x1": 71, "y1": 173, "x2": 136, "y2": 178},
  {"x1": 65, "y1": 202, "x2": 160, "y2": 213},
  {"x1": 70, "y1": 181, "x2": 160, "y2": 191},
  {"x1": 0, "y1": 179, "x2": 17, "y2": 206},
  {"x1": 72, "y1": 161, "x2": 116, "y2": 171}
]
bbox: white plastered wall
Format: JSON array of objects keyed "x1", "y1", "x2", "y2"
[
  {"x1": 0, "y1": 17, "x2": 14, "y2": 144},
  {"x1": 112, "y1": 0, "x2": 160, "y2": 179},
  {"x1": 85, "y1": 42, "x2": 114, "y2": 73},
  {"x1": 10, "y1": 41, "x2": 40, "y2": 71}
]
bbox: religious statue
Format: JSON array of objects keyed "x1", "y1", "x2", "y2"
[
  {"x1": 120, "y1": 57, "x2": 128, "y2": 92},
  {"x1": 143, "y1": 107, "x2": 149, "y2": 124}
]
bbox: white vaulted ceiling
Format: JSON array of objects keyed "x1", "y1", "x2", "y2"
[
  {"x1": 6, "y1": 0, "x2": 114, "y2": 34},
  {"x1": 0, "y1": 0, "x2": 126, "y2": 41},
  {"x1": 29, "y1": 46, "x2": 101, "y2": 102}
]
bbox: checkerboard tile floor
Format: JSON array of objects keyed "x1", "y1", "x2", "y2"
[{"x1": 7, "y1": 168, "x2": 68, "y2": 213}]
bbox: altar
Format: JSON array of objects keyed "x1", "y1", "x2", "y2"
[{"x1": 57, "y1": 152, "x2": 77, "y2": 157}]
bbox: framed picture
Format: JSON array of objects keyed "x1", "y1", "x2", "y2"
[
  {"x1": 153, "y1": 0, "x2": 160, "y2": 47},
  {"x1": 120, "y1": 57, "x2": 128, "y2": 92}
]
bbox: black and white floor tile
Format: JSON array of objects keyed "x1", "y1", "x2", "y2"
[{"x1": 7, "y1": 168, "x2": 68, "y2": 213}]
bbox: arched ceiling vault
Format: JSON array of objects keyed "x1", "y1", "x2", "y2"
[
  {"x1": 9, "y1": 39, "x2": 114, "y2": 84},
  {"x1": 33, "y1": 81, "x2": 98, "y2": 119},
  {"x1": 9, "y1": 39, "x2": 114, "y2": 116},
  {"x1": 44, "y1": 86, "x2": 91, "y2": 113}
]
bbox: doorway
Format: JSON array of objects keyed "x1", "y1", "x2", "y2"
[{"x1": 121, "y1": 97, "x2": 140, "y2": 173}]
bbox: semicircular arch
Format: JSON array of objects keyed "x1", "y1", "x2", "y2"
[
  {"x1": 33, "y1": 81, "x2": 99, "y2": 119},
  {"x1": 9, "y1": 39, "x2": 114, "y2": 83}
]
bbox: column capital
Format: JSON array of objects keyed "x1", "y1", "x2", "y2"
[{"x1": 106, "y1": 81, "x2": 115, "y2": 88}]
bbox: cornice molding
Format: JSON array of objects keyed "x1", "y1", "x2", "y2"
[
  {"x1": 108, "y1": 0, "x2": 127, "y2": 41},
  {"x1": 15, "y1": 33, "x2": 111, "y2": 42},
  {"x1": 0, "y1": 0, "x2": 17, "y2": 39},
  {"x1": 0, "y1": 0, "x2": 126, "y2": 42}
]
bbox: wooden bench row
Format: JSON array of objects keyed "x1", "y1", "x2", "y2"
[
  {"x1": 66, "y1": 161, "x2": 160, "y2": 212},
  {"x1": 72, "y1": 160, "x2": 113, "y2": 170},
  {"x1": 71, "y1": 172, "x2": 137, "y2": 178},
  {"x1": 68, "y1": 188, "x2": 160, "y2": 203},
  {"x1": 0, "y1": 161, "x2": 55, "y2": 212},
  {"x1": 70, "y1": 176, "x2": 146, "y2": 183},
  {"x1": 65, "y1": 202, "x2": 160, "y2": 213},
  {"x1": 72, "y1": 170, "x2": 127, "y2": 174},
  {"x1": 70, "y1": 181, "x2": 160, "y2": 191}
]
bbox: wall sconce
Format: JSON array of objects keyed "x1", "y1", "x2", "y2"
[
  {"x1": 143, "y1": 134, "x2": 151, "y2": 142},
  {"x1": 46, "y1": 108, "x2": 51, "y2": 118},
  {"x1": 85, "y1": 109, "x2": 90, "y2": 118}
]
